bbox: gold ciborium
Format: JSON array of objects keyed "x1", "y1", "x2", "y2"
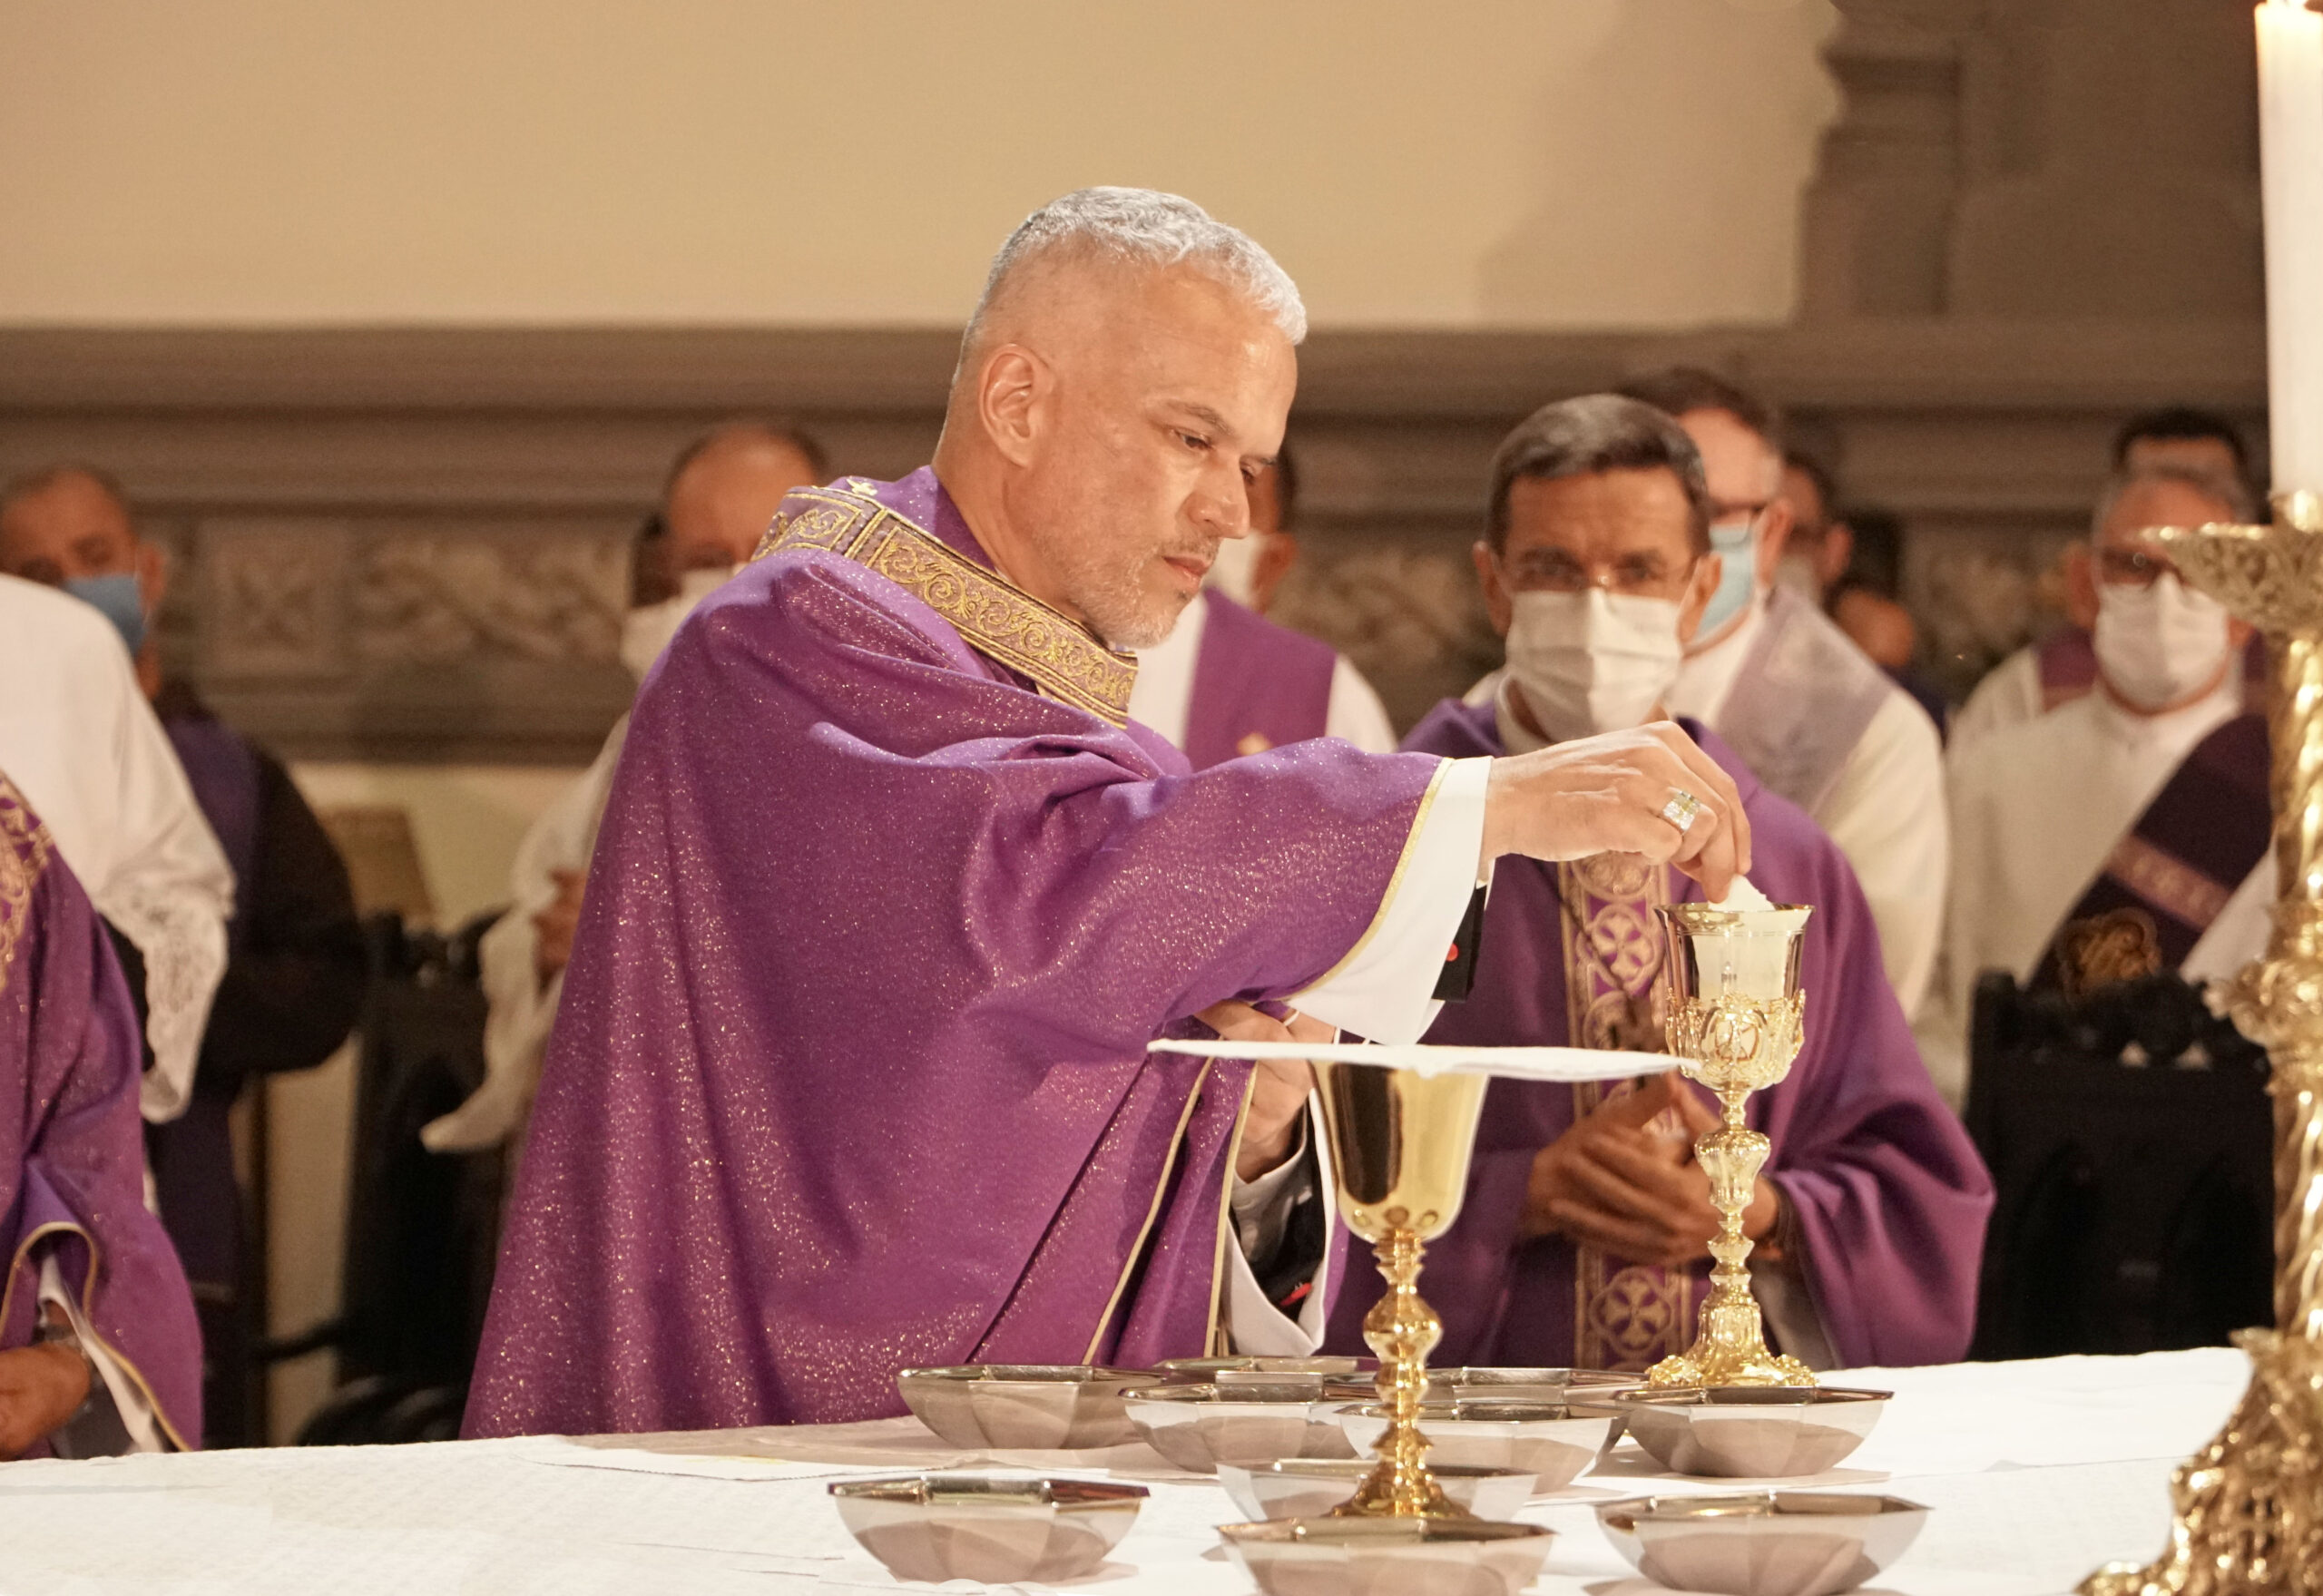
[
  {"x1": 2082, "y1": 494, "x2": 2323, "y2": 1596},
  {"x1": 1311, "y1": 1061, "x2": 1489, "y2": 1517},
  {"x1": 1645, "y1": 903, "x2": 1817, "y2": 1390}
]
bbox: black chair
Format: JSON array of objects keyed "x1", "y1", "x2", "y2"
[
  {"x1": 268, "y1": 910, "x2": 508, "y2": 1444},
  {"x1": 1965, "y1": 969, "x2": 2272, "y2": 1361}
]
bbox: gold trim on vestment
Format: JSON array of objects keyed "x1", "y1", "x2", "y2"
[
  {"x1": 1204, "y1": 1070, "x2": 1262, "y2": 1356},
  {"x1": 1290, "y1": 759, "x2": 1455, "y2": 1000},
  {"x1": 754, "y1": 482, "x2": 1137, "y2": 726},
  {"x1": 0, "y1": 776, "x2": 55, "y2": 999},
  {"x1": 0, "y1": 1219, "x2": 191, "y2": 1454},
  {"x1": 1081, "y1": 1061, "x2": 1214, "y2": 1365}
]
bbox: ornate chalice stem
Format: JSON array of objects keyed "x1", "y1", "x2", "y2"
[
  {"x1": 1337, "y1": 1229, "x2": 1465, "y2": 1520},
  {"x1": 2081, "y1": 503, "x2": 2323, "y2": 1596}
]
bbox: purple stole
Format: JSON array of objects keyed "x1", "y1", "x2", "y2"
[
  {"x1": 2038, "y1": 711, "x2": 2272, "y2": 992},
  {"x1": 1717, "y1": 587, "x2": 1892, "y2": 815},
  {"x1": 1556, "y1": 854, "x2": 1705, "y2": 1372},
  {"x1": 2036, "y1": 628, "x2": 2099, "y2": 710},
  {"x1": 161, "y1": 711, "x2": 261, "y2": 957},
  {"x1": 1183, "y1": 592, "x2": 1337, "y2": 769}
]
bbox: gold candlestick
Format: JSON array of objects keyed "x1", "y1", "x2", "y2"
[
  {"x1": 1311, "y1": 1061, "x2": 1489, "y2": 1518},
  {"x1": 1645, "y1": 903, "x2": 1818, "y2": 1390},
  {"x1": 2083, "y1": 493, "x2": 2323, "y2": 1596}
]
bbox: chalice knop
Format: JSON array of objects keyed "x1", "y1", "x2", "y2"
[
  {"x1": 1312, "y1": 1061, "x2": 1489, "y2": 1517},
  {"x1": 1645, "y1": 903, "x2": 1816, "y2": 1390}
]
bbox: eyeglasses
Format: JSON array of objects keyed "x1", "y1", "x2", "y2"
[
  {"x1": 2096, "y1": 546, "x2": 2181, "y2": 589},
  {"x1": 1499, "y1": 548, "x2": 1699, "y2": 599}
]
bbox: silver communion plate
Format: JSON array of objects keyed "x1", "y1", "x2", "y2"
[
  {"x1": 1157, "y1": 1355, "x2": 1368, "y2": 1390},
  {"x1": 1595, "y1": 1491, "x2": 1930, "y2": 1596},
  {"x1": 1120, "y1": 1382, "x2": 1359, "y2": 1473},
  {"x1": 1217, "y1": 1457, "x2": 1539, "y2": 1523},
  {"x1": 1338, "y1": 1400, "x2": 1614, "y2": 1492},
  {"x1": 894, "y1": 1364, "x2": 1145, "y2": 1450},
  {"x1": 1220, "y1": 1517, "x2": 1556, "y2": 1596},
  {"x1": 829, "y1": 1474, "x2": 1147, "y2": 1585},
  {"x1": 1613, "y1": 1388, "x2": 1892, "y2": 1479}
]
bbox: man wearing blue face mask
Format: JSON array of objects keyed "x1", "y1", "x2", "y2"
[
  {"x1": 1614, "y1": 369, "x2": 1947, "y2": 1021},
  {"x1": 0, "y1": 461, "x2": 364, "y2": 1444}
]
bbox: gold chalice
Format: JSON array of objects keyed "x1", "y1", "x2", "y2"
[
  {"x1": 1311, "y1": 1061, "x2": 1489, "y2": 1517},
  {"x1": 1645, "y1": 903, "x2": 1817, "y2": 1390}
]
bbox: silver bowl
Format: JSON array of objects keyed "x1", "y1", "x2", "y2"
[
  {"x1": 1596, "y1": 1492, "x2": 1930, "y2": 1595},
  {"x1": 1613, "y1": 1388, "x2": 1892, "y2": 1479},
  {"x1": 1218, "y1": 1458, "x2": 1538, "y2": 1523},
  {"x1": 1158, "y1": 1355, "x2": 1367, "y2": 1389},
  {"x1": 895, "y1": 1364, "x2": 1144, "y2": 1450},
  {"x1": 829, "y1": 1474, "x2": 1146, "y2": 1585},
  {"x1": 1220, "y1": 1517, "x2": 1555, "y2": 1596},
  {"x1": 1320, "y1": 1366, "x2": 1641, "y2": 1405},
  {"x1": 1338, "y1": 1400, "x2": 1613, "y2": 1491},
  {"x1": 1122, "y1": 1382, "x2": 1358, "y2": 1472}
]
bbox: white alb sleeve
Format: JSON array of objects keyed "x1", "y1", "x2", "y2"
[
  {"x1": 1223, "y1": 1098, "x2": 1338, "y2": 1356},
  {"x1": 1289, "y1": 757, "x2": 1490, "y2": 1046},
  {"x1": 37, "y1": 1255, "x2": 164, "y2": 1454}
]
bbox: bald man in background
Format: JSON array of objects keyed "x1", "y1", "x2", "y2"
[{"x1": 421, "y1": 424, "x2": 826, "y2": 1153}]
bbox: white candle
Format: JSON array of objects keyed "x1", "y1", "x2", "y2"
[{"x1": 2259, "y1": 0, "x2": 2323, "y2": 494}]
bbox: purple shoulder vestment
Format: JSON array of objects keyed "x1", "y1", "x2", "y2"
[
  {"x1": 1184, "y1": 592, "x2": 1336, "y2": 769},
  {"x1": 1326, "y1": 700, "x2": 1992, "y2": 1372},
  {"x1": 466, "y1": 471, "x2": 1445, "y2": 1436},
  {"x1": 0, "y1": 776, "x2": 202, "y2": 1450}
]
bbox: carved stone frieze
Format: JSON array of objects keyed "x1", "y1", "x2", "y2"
[
  {"x1": 351, "y1": 524, "x2": 629, "y2": 665},
  {"x1": 198, "y1": 520, "x2": 354, "y2": 680}
]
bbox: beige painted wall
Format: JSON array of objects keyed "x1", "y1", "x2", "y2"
[{"x1": 1, "y1": 0, "x2": 1837, "y2": 328}]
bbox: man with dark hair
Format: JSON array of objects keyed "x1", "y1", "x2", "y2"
[
  {"x1": 1327, "y1": 394, "x2": 1988, "y2": 1374},
  {"x1": 1773, "y1": 450, "x2": 1848, "y2": 603},
  {"x1": 1614, "y1": 368, "x2": 1947, "y2": 1015},
  {"x1": 1128, "y1": 445, "x2": 1397, "y2": 765},
  {"x1": 0, "y1": 463, "x2": 364, "y2": 1444},
  {"x1": 2112, "y1": 407, "x2": 2253, "y2": 485},
  {"x1": 425, "y1": 421, "x2": 827, "y2": 1153}
]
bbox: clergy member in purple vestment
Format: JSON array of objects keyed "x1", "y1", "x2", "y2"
[
  {"x1": 0, "y1": 771, "x2": 202, "y2": 1454},
  {"x1": 466, "y1": 190, "x2": 1759, "y2": 1438},
  {"x1": 1328, "y1": 396, "x2": 1991, "y2": 1374}
]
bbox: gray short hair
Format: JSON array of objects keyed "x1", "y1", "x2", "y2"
[
  {"x1": 965, "y1": 187, "x2": 1307, "y2": 351},
  {"x1": 2091, "y1": 461, "x2": 2256, "y2": 537},
  {"x1": 1487, "y1": 394, "x2": 1714, "y2": 553}
]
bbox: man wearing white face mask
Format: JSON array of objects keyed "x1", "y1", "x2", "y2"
[
  {"x1": 1615, "y1": 368, "x2": 1947, "y2": 1017},
  {"x1": 1126, "y1": 448, "x2": 1396, "y2": 763},
  {"x1": 1926, "y1": 465, "x2": 2270, "y2": 1106},
  {"x1": 423, "y1": 422, "x2": 825, "y2": 1152},
  {"x1": 1330, "y1": 395, "x2": 1990, "y2": 1375}
]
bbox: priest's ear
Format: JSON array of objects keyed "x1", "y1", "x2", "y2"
[
  {"x1": 1677, "y1": 551, "x2": 1720, "y2": 647},
  {"x1": 972, "y1": 344, "x2": 1057, "y2": 467},
  {"x1": 1472, "y1": 540, "x2": 1514, "y2": 635}
]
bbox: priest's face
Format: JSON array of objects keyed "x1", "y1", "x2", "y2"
[{"x1": 997, "y1": 266, "x2": 1297, "y2": 649}]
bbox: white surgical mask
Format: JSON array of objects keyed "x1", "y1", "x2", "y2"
[
  {"x1": 1204, "y1": 534, "x2": 1263, "y2": 609},
  {"x1": 1503, "y1": 588, "x2": 1686, "y2": 742},
  {"x1": 619, "y1": 565, "x2": 734, "y2": 683},
  {"x1": 2093, "y1": 573, "x2": 2231, "y2": 712}
]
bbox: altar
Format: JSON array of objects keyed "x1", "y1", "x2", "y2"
[{"x1": 0, "y1": 1346, "x2": 2249, "y2": 1595}]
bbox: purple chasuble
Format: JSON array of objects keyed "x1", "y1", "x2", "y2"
[
  {"x1": 1184, "y1": 592, "x2": 1336, "y2": 769},
  {"x1": 1325, "y1": 700, "x2": 1992, "y2": 1372},
  {"x1": 466, "y1": 470, "x2": 1444, "y2": 1437},
  {"x1": 0, "y1": 776, "x2": 202, "y2": 1450},
  {"x1": 2037, "y1": 710, "x2": 2272, "y2": 988}
]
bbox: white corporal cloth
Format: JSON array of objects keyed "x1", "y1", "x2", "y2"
[
  {"x1": 0, "y1": 1345, "x2": 2249, "y2": 1594},
  {"x1": 0, "y1": 575, "x2": 231, "y2": 1121},
  {"x1": 1921, "y1": 675, "x2": 2267, "y2": 1105}
]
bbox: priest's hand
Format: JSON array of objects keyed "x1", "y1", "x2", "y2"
[
  {"x1": 1522, "y1": 1073, "x2": 1779, "y2": 1267},
  {"x1": 1481, "y1": 723, "x2": 1751, "y2": 901},
  {"x1": 0, "y1": 1309, "x2": 91, "y2": 1460},
  {"x1": 534, "y1": 867, "x2": 586, "y2": 985},
  {"x1": 1197, "y1": 1001, "x2": 1328, "y2": 1181}
]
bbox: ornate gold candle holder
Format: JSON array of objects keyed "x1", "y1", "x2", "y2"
[
  {"x1": 2083, "y1": 493, "x2": 2323, "y2": 1596},
  {"x1": 1311, "y1": 1061, "x2": 1490, "y2": 1518},
  {"x1": 1645, "y1": 903, "x2": 1818, "y2": 1391}
]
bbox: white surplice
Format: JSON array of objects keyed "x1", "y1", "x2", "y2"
[
  {"x1": 1948, "y1": 645, "x2": 2044, "y2": 757},
  {"x1": 1667, "y1": 600, "x2": 1948, "y2": 1016},
  {"x1": 0, "y1": 576, "x2": 231, "y2": 1122},
  {"x1": 1128, "y1": 589, "x2": 1398, "y2": 755},
  {"x1": 1919, "y1": 675, "x2": 2262, "y2": 1106}
]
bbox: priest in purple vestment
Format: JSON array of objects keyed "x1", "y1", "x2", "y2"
[
  {"x1": 467, "y1": 190, "x2": 1761, "y2": 1438},
  {"x1": 1328, "y1": 396, "x2": 1992, "y2": 1374},
  {"x1": 0, "y1": 771, "x2": 202, "y2": 1454}
]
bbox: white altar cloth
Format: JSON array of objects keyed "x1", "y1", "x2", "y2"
[{"x1": 0, "y1": 1346, "x2": 2250, "y2": 1595}]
